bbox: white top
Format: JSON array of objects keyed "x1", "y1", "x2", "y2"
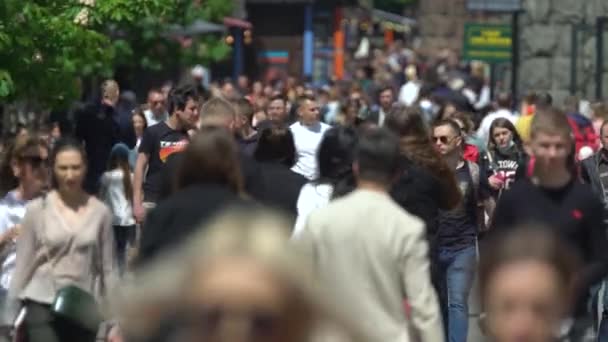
[
  {"x1": 100, "y1": 169, "x2": 136, "y2": 226},
  {"x1": 292, "y1": 183, "x2": 333, "y2": 238},
  {"x1": 290, "y1": 121, "x2": 331, "y2": 180},
  {"x1": 0, "y1": 191, "x2": 27, "y2": 290},
  {"x1": 398, "y1": 81, "x2": 421, "y2": 106},
  {"x1": 476, "y1": 108, "x2": 517, "y2": 146},
  {"x1": 144, "y1": 109, "x2": 168, "y2": 127},
  {"x1": 378, "y1": 108, "x2": 388, "y2": 127}
]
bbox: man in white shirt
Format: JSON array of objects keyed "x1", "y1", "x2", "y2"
[
  {"x1": 290, "y1": 95, "x2": 331, "y2": 180},
  {"x1": 398, "y1": 64, "x2": 421, "y2": 106},
  {"x1": 144, "y1": 88, "x2": 169, "y2": 126},
  {"x1": 297, "y1": 128, "x2": 444, "y2": 342},
  {"x1": 477, "y1": 92, "x2": 517, "y2": 145}
]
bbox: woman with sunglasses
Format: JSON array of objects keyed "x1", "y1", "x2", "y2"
[
  {"x1": 6, "y1": 138, "x2": 118, "y2": 342},
  {"x1": 0, "y1": 134, "x2": 49, "y2": 318},
  {"x1": 479, "y1": 118, "x2": 527, "y2": 199}
]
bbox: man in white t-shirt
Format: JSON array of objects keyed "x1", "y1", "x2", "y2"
[
  {"x1": 290, "y1": 95, "x2": 331, "y2": 180},
  {"x1": 144, "y1": 88, "x2": 169, "y2": 127}
]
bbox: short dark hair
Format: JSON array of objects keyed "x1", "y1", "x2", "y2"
[
  {"x1": 297, "y1": 94, "x2": 316, "y2": 108},
  {"x1": 168, "y1": 84, "x2": 200, "y2": 115},
  {"x1": 433, "y1": 119, "x2": 462, "y2": 137},
  {"x1": 496, "y1": 92, "x2": 512, "y2": 109},
  {"x1": 269, "y1": 94, "x2": 287, "y2": 105},
  {"x1": 355, "y1": 128, "x2": 400, "y2": 185},
  {"x1": 536, "y1": 92, "x2": 553, "y2": 110},
  {"x1": 378, "y1": 85, "x2": 393, "y2": 95}
]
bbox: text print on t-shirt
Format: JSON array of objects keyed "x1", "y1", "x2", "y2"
[
  {"x1": 495, "y1": 160, "x2": 518, "y2": 190},
  {"x1": 159, "y1": 139, "x2": 188, "y2": 162}
]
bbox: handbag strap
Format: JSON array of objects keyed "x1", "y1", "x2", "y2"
[{"x1": 39, "y1": 193, "x2": 58, "y2": 295}]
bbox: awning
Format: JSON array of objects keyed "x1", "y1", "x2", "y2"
[
  {"x1": 223, "y1": 17, "x2": 253, "y2": 29},
  {"x1": 163, "y1": 19, "x2": 225, "y2": 38},
  {"x1": 372, "y1": 9, "x2": 416, "y2": 26}
]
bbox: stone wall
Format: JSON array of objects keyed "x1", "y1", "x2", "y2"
[
  {"x1": 519, "y1": 0, "x2": 608, "y2": 103},
  {"x1": 417, "y1": 0, "x2": 608, "y2": 103},
  {"x1": 417, "y1": 0, "x2": 508, "y2": 56}
]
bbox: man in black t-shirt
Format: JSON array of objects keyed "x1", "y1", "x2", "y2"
[
  {"x1": 493, "y1": 107, "x2": 608, "y2": 321},
  {"x1": 133, "y1": 85, "x2": 200, "y2": 222},
  {"x1": 432, "y1": 119, "x2": 488, "y2": 342}
]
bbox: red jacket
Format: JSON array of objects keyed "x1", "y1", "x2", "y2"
[
  {"x1": 463, "y1": 143, "x2": 479, "y2": 163},
  {"x1": 568, "y1": 115, "x2": 599, "y2": 154}
]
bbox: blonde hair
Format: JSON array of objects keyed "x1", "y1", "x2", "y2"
[
  {"x1": 115, "y1": 209, "x2": 371, "y2": 341},
  {"x1": 199, "y1": 96, "x2": 236, "y2": 127}
]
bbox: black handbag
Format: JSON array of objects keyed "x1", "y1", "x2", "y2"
[{"x1": 51, "y1": 285, "x2": 102, "y2": 332}]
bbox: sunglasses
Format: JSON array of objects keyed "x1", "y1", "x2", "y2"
[{"x1": 432, "y1": 135, "x2": 455, "y2": 144}]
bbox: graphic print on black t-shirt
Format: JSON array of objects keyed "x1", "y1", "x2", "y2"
[
  {"x1": 139, "y1": 122, "x2": 189, "y2": 202},
  {"x1": 482, "y1": 148, "x2": 524, "y2": 191},
  {"x1": 159, "y1": 140, "x2": 188, "y2": 162},
  {"x1": 493, "y1": 159, "x2": 519, "y2": 189},
  {"x1": 438, "y1": 163, "x2": 478, "y2": 250}
]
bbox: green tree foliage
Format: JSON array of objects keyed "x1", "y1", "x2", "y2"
[{"x1": 0, "y1": 0, "x2": 232, "y2": 108}]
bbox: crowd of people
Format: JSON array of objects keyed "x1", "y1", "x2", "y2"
[{"x1": 0, "y1": 43, "x2": 608, "y2": 342}]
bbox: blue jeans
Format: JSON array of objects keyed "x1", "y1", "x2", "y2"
[{"x1": 438, "y1": 245, "x2": 477, "y2": 342}]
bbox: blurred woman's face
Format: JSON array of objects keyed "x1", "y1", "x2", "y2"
[
  {"x1": 252, "y1": 82, "x2": 263, "y2": 95},
  {"x1": 485, "y1": 260, "x2": 566, "y2": 342},
  {"x1": 443, "y1": 104, "x2": 458, "y2": 119},
  {"x1": 184, "y1": 257, "x2": 309, "y2": 342},
  {"x1": 492, "y1": 127, "x2": 513, "y2": 149},
  {"x1": 133, "y1": 115, "x2": 146, "y2": 137},
  {"x1": 263, "y1": 86, "x2": 273, "y2": 97},
  {"x1": 54, "y1": 149, "x2": 86, "y2": 193}
]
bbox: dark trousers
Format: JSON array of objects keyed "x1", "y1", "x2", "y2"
[
  {"x1": 23, "y1": 301, "x2": 96, "y2": 342},
  {"x1": 113, "y1": 225, "x2": 136, "y2": 274}
]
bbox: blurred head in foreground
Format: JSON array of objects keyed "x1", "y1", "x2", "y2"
[
  {"x1": 117, "y1": 209, "x2": 367, "y2": 342},
  {"x1": 479, "y1": 226, "x2": 580, "y2": 342}
]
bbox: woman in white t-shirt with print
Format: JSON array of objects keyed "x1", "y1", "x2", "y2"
[{"x1": 293, "y1": 127, "x2": 358, "y2": 237}]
